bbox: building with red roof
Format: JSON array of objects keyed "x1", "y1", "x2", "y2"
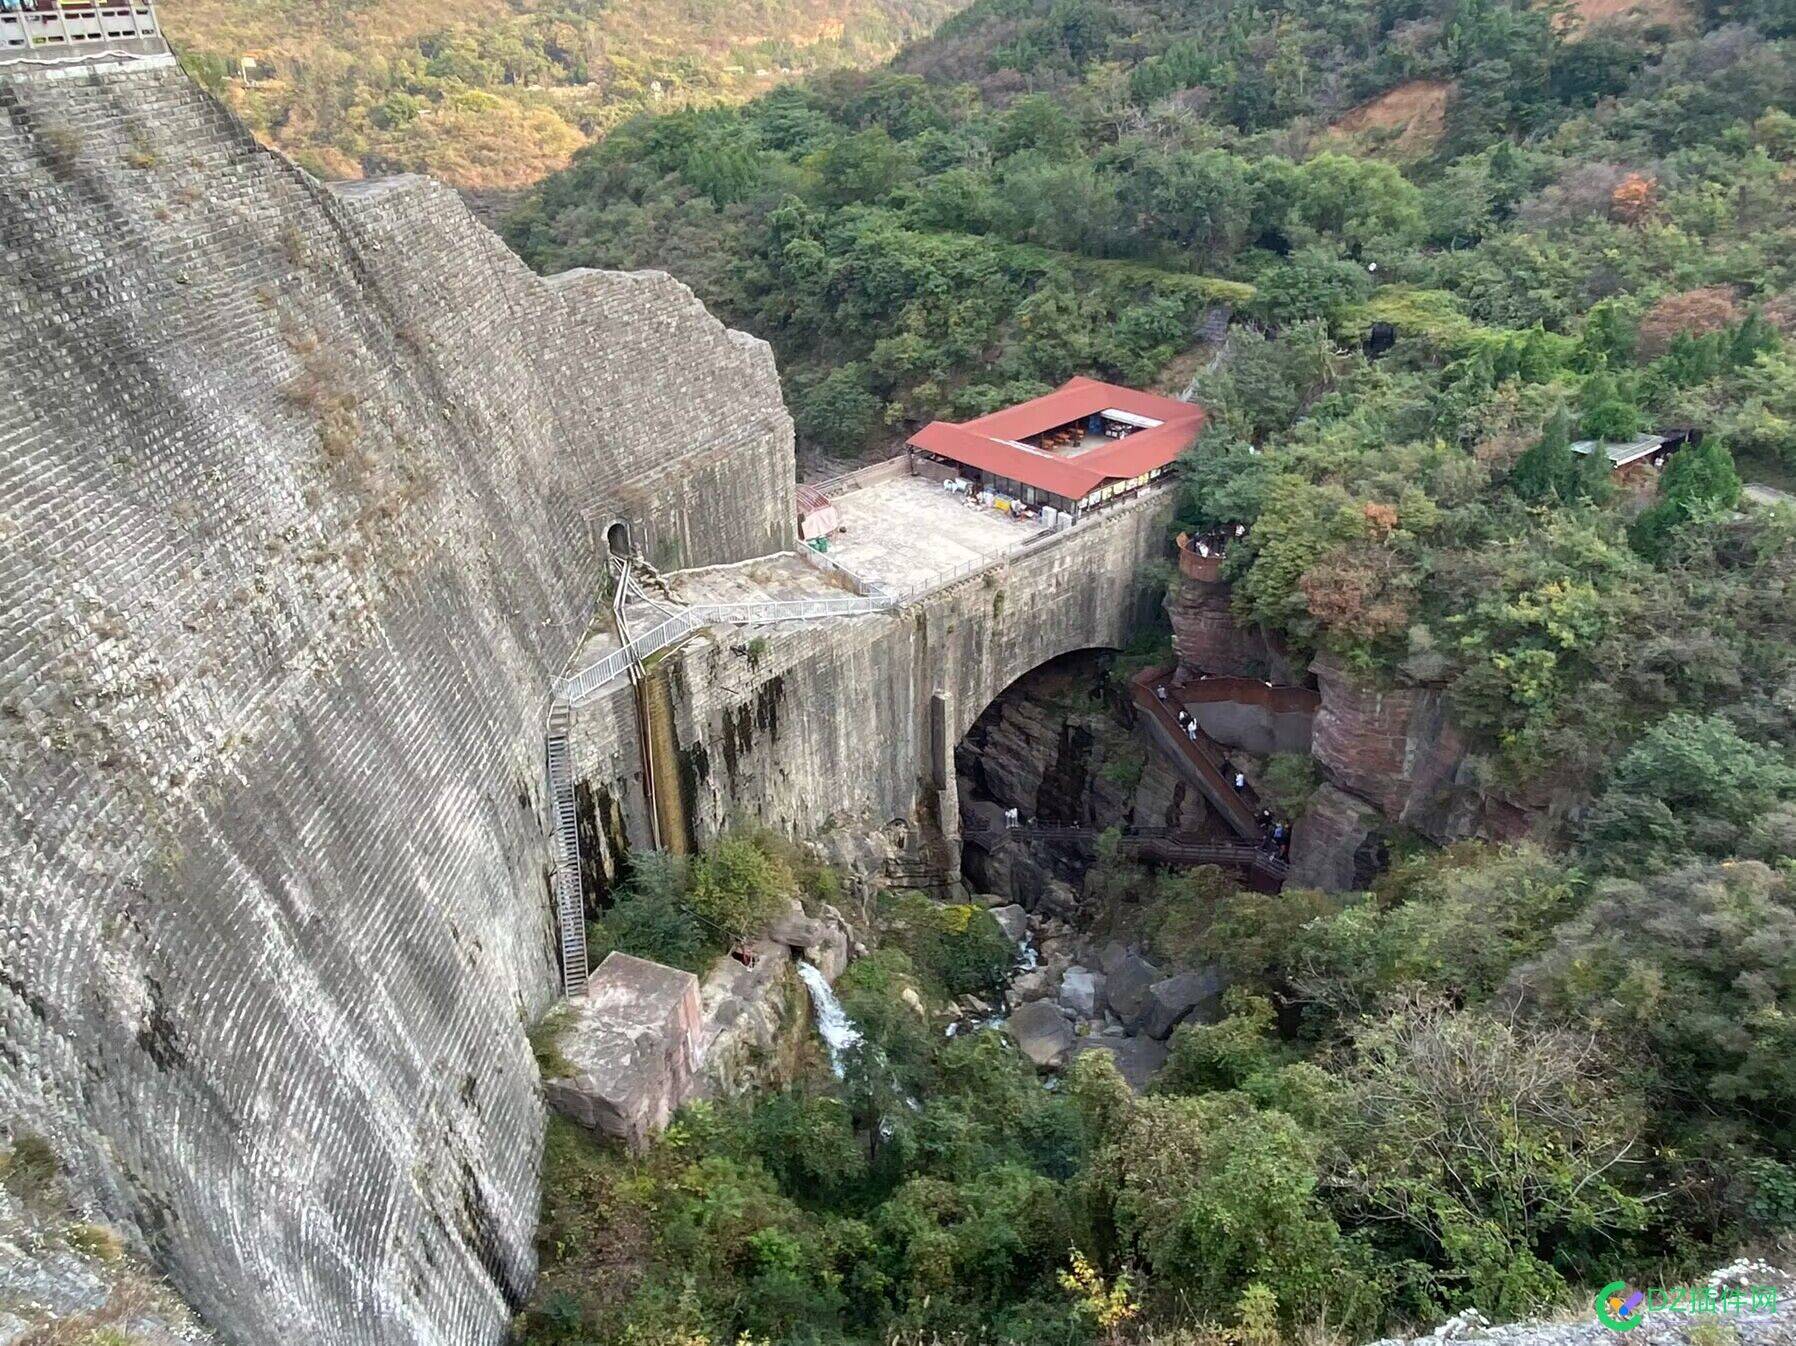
[{"x1": 905, "y1": 377, "x2": 1206, "y2": 520}]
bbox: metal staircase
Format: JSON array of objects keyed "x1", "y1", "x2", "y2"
[{"x1": 545, "y1": 701, "x2": 589, "y2": 997}]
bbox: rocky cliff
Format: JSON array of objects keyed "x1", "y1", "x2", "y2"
[
  {"x1": 1, "y1": 56, "x2": 793, "y2": 1346},
  {"x1": 1166, "y1": 552, "x2": 1300, "y2": 684},
  {"x1": 1169, "y1": 562, "x2": 1544, "y2": 886}
]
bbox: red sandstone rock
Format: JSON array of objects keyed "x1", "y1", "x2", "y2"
[{"x1": 1166, "y1": 575, "x2": 1295, "y2": 682}]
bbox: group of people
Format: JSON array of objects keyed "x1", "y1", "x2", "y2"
[
  {"x1": 1154, "y1": 685, "x2": 1291, "y2": 860},
  {"x1": 1185, "y1": 523, "x2": 1247, "y2": 559},
  {"x1": 1255, "y1": 809, "x2": 1291, "y2": 859}
]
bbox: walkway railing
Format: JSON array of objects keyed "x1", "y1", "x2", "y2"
[
  {"x1": 545, "y1": 703, "x2": 589, "y2": 997},
  {"x1": 962, "y1": 820, "x2": 1288, "y2": 883},
  {"x1": 1128, "y1": 667, "x2": 1260, "y2": 838},
  {"x1": 559, "y1": 593, "x2": 904, "y2": 703}
]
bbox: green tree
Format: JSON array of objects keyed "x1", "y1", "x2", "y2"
[
  {"x1": 1583, "y1": 711, "x2": 1796, "y2": 869},
  {"x1": 1089, "y1": 1092, "x2": 1354, "y2": 1321},
  {"x1": 1507, "y1": 407, "x2": 1578, "y2": 503},
  {"x1": 1334, "y1": 1000, "x2": 1648, "y2": 1319},
  {"x1": 1630, "y1": 438, "x2": 1743, "y2": 558}
]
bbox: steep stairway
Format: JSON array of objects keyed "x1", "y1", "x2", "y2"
[{"x1": 545, "y1": 702, "x2": 589, "y2": 997}]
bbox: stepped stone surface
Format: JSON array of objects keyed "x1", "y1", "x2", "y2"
[{"x1": 0, "y1": 57, "x2": 792, "y2": 1346}]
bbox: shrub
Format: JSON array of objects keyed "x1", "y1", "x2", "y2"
[
  {"x1": 886, "y1": 894, "x2": 1016, "y2": 998},
  {"x1": 590, "y1": 891, "x2": 711, "y2": 971},
  {"x1": 685, "y1": 836, "x2": 792, "y2": 940}
]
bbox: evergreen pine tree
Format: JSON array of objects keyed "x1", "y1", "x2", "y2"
[{"x1": 1509, "y1": 407, "x2": 1577, "y2": 502}]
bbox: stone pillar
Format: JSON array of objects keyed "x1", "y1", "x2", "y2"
[{"x1": 929, "y1": 689, "x2": 951, "y2": 792}]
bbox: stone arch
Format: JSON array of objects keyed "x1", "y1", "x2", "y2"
[{"x1": 949, "y1": 642, "x2": 1124, "y2": 749}]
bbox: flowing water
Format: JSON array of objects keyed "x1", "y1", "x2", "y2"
[{"x1": 797, "y1": 960, "x2": 862, "y2": 1078}]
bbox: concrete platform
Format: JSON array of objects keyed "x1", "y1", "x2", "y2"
[{"x1": 826, "y1": 475, "x2": 1049, "y2": 592}]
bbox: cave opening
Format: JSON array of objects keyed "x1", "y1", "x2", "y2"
[{"x1": 605, "y1": 519, "x2": 633, "y2": 558}]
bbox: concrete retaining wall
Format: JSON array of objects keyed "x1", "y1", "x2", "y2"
[
  {"x1": 1, "y1": 59, "x2": 792, "y2": 1346},
  {"x1": 1182, "y1": 678, "x2": 1318, "y2": 757}
]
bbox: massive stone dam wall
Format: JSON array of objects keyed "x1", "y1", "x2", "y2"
[
  {"x1": 567, "y1": 491, "x2": 1174, "y2": 881},
  {"x1": 0, "y1": 56, "x2": 793, "y2": 1346}
]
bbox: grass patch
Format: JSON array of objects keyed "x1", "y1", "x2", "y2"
[
  {"x1": 1, "y1": 1132, "x2": 64, "y2": 1213},
  {"x1": 528, "y1": 1005, "x2": 575, "y2": 1081}
]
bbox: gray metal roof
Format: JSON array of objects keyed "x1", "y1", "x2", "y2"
[{"x1": 1569, "y1": 433, "x2": 1667, "y2": 467}]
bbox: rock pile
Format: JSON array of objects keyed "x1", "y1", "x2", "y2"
[{"x1": 979, "y1": 895, "x2": 1230, "y2": 1090}]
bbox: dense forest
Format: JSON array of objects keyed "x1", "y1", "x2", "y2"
[
  {"x1": 506, "y1": 0, "x2": 1796, "y2": 1342},
  {"x1": 156, "y1": 0, "x2": 965, "y2": 188}
]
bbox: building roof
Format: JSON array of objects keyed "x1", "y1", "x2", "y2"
[
  {"x1": 905, "y1": 377, "x2": 1207, "y2": 501},
  {"x1": 1571, "y1": 433, "x2": 1667, "y2": 467}
]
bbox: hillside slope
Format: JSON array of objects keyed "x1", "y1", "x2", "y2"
[{"x1": 156, "y1": 0, "x2": 969, "y2": 189}]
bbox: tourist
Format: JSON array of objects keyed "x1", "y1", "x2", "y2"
[
  {"x1": 1233, "y1": 771, "x2": 1247, "y2": 794},
  {"x1": 1155, "y1": 684, "x2": 1167, "y2": 701}
]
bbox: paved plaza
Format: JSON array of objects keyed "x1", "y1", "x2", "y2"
[{"x1": 824, "y1": 474, "x2": 1049, "y2": 592}]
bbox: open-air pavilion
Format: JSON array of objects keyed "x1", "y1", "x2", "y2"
[{"x1": 905, "y1": 377, "x2": 1207, "y2": 525}]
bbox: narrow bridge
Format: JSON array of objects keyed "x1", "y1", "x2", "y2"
[{"x1": 961, "y1": 821, "x2": 1289, "y2": 887}]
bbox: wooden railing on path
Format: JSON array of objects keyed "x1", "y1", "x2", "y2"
[
  {"x1": 961, "y1": 820, "x2": 1288, "y2": 884},
  {"x1": 1127, "y1": 667, "x2": 1260, "y2": 838}
]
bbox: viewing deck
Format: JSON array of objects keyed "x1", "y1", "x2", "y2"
[{"x1": 1, "y1": 2, "x2": 166, "y2": 64}]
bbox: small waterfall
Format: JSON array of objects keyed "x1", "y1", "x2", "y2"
[{"x1": 797, "y1": 960, "x2": 862, "y2": 1078}]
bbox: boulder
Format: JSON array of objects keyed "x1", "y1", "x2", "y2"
[
  {"x1": 988, "y1": 903, "x2": 1029, "y2": 945},
  {"x1": 697, "y1": 941, "x2": 806, "y2": 1098},
  {"x1": 1010, "y1": 968, "x2": 1053, "y2": 1002},
  {"x1": 1103, "y1": 951, "x2": 1162, "y2": 1031},
  {"x1": 1058, "y1": 965, "x2": 1105, "y2": 1019},
  {"x1": 766, "y1": 900, "x2": 851, "y2": 982},
  {"x1": 1069, "y1": 1034, "x2": 1169, "y2": 1093},
  {"x1": 1006, "y1": 999, "x2": 1075, "y2": 1068},
  {"x1": 1036, "y1": 878, "x2": 1081, "y2": 921},
  {"x1": 1143, "y1": 967, "x2": 1227, "y2": 1039},
  {"x1": 543, "y1": 953, "x2": 704, "y2": 1152},
  {"x1": 900, "y1": 986, "x2": 927, "y2": 1018}
]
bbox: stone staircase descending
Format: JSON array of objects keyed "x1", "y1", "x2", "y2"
[{"x1": 546, "y1": 703, "x2": 589, "y2": 997}]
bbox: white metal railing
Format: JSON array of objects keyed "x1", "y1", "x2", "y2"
[
  {"x1": 1, "y1": 2, "x2": 160, "y2": 54},
  {"x1": 808, "y1": 453, "x2": 910, "y2": 499},
  {"x1": 560, "y1": 594, "x2": 901, "y2": 703}
]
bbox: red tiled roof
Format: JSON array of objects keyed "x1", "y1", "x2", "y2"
[{"x1": 905, "y1": 377, "x2": 1205, "y2": 501}]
